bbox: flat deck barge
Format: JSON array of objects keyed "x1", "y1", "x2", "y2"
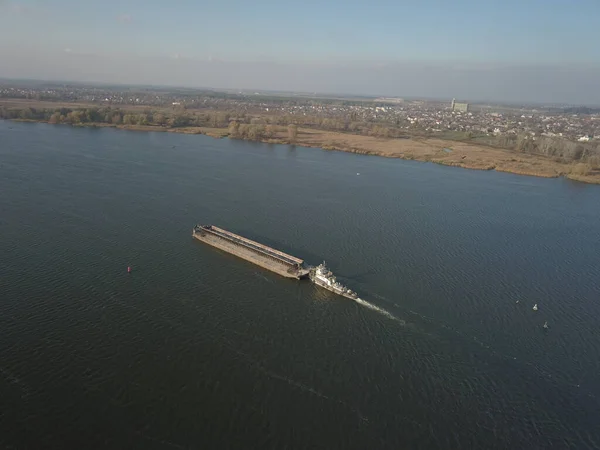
[{"x1": 193, "y1": 224, "x2": 310, "y2": 279}]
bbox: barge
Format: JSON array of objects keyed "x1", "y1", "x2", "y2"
[{"x1": 192, "y1": 224, "x2": 310, "y2": 279}]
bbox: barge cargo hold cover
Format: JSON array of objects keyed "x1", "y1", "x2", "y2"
[{"x1": 192, "y1": 224, "x2": 310, "y2": 279}]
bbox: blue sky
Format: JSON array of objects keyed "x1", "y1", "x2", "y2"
[{"x1": 1, "y1": 0, "x2": 600, "y2": 103}]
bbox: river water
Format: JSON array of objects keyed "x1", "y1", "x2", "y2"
[{"x1": 1, "y1": 121, "x2": 599, "y2": 449}]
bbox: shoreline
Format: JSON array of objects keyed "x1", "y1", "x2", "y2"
[{"x1": 4, "y1": 118, "x2": 600, "y2": 185}]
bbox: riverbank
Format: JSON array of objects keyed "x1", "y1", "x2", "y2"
[
  {"x1": 256, "y1": 127, "x2": 600, "y2": 184},
  {"x1": 4, "y1": 117, "x2": 600, "y2": 185}
]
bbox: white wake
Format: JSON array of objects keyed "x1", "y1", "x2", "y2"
[{"x1": 353, "y1": 297, "x2": 402, "y2": 323}]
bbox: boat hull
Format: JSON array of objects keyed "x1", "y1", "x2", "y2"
[{"x1": 310, "y1": 274, "x2": 358, "y2": 300}]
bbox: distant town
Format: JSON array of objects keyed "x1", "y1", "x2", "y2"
[{"x1": 1, "y1": 81, "x2": 599, "y2": 143}]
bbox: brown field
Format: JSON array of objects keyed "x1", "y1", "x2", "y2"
[{"x1": 3, "y1": 99, "x2": 599, "y2": 184}]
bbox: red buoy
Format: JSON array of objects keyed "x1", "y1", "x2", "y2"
[{"x1": 127, "y1": 266, "x2": 132, "y2": 273}]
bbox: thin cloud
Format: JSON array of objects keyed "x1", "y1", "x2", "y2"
[
  {"x1": 2, "y1": 1, "x2": 41, "y2": 15},
  {"x1": 116, "y1": 14, "x2": 132, "y2": 23},
  {"x1": 62, "y1": 48, "x2": 99, "y2": 58},
  {"x1": 10, "y1": 3, "x2": 30, "y2": 13}
]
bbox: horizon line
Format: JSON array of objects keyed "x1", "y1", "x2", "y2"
[{"x1": 2, "y1": 77, "x2": 599, "y2": 109}]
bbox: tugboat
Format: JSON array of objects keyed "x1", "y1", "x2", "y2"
[{"x1": 309, "y1": 262, "x2": 359, "y2": 300}]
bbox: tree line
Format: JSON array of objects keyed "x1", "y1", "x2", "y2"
[
  {"x1": 0, "y1": 106, "x2": 245, "y2": 128},
  {"x1": 0, "y1": 104, "x2": 414, "y2": 139},
  {"x1": 0, "y1": 105, "x2": 303, "y2": 143},
  {"x1": 477, "y1": 133, "x2": 600, "y2": 168},
  {"x1": 227, "y1": 121, "x2": 298, "y2": 142}
]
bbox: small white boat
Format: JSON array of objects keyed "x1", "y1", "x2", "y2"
[{"x1": 533, "y1": 304, "x2": 538, "y2": 311}]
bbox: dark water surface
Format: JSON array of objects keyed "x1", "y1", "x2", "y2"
[{"x1": 1, "y1": 121, "x2": 599, "y2": 449}]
